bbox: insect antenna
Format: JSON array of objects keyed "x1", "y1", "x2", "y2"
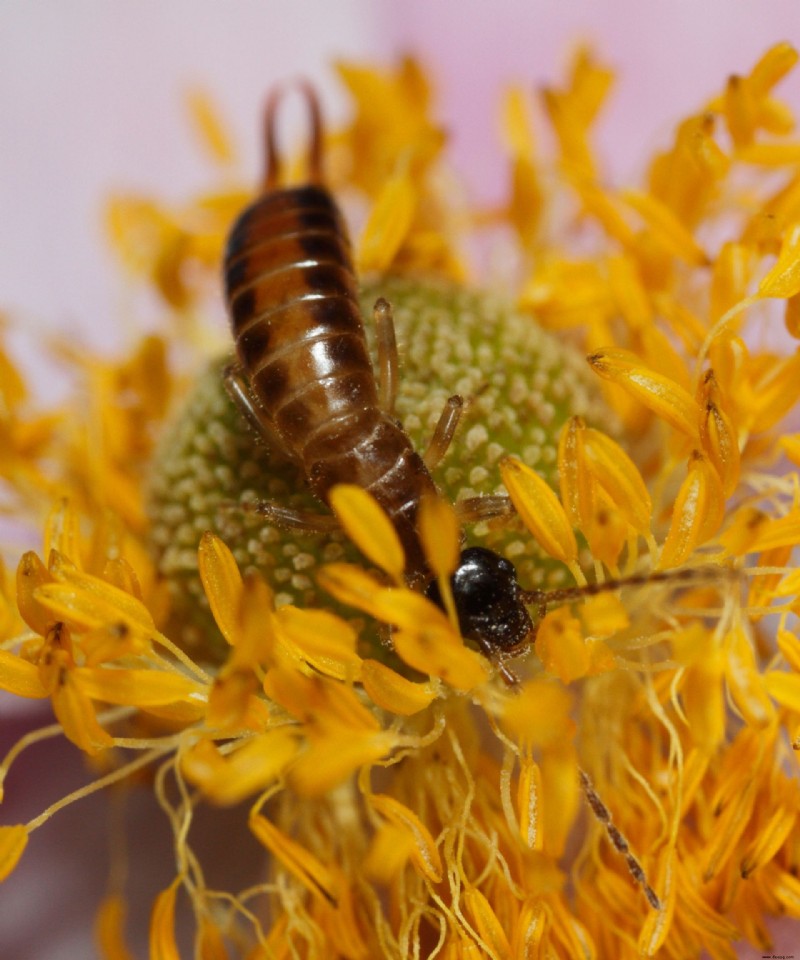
[
  {"x1": 520, "y1": 564, "x2": 725, "y2": 627},
  {"x1": 263, "y1": 80, "x2": 324, "y2": 190},
  {"x1": 579, "y1": 768, "x2": 662, "y2": 911}
]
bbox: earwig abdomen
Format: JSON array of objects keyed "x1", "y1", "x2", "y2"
[{"x1": 224, "y1": 182, "x2": 437, "y2": 581}]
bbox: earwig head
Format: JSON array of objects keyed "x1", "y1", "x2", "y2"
[{"x1": 426, "y1": 546, "x2": 533, "y2": 660}]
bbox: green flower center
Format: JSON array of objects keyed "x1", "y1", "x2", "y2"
[{"x1": 147, "y1": 276, "x2": 609, "y2": 660}]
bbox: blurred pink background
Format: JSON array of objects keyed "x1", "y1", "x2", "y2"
[{"x1": 1, "y1": 3, "x2": 798, "y2": 958}]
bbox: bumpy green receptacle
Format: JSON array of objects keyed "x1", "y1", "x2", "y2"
[{"x1": 147, "y1": 277, "x2": 606, "y2": 661}]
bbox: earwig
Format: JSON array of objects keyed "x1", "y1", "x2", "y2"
[
  {"x1": 221, "y1": 82, "x2": 717, "y2": 700},
  {"x1": 222, "y1": 82, "x2": 533, "y2": 683}
]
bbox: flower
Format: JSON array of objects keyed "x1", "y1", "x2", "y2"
[{"x1": 3, "y1": 45, "x2": 800, "y2": 959}]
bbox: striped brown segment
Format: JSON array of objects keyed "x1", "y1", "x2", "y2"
[{"x1": 224, "y1": 177, "x2": 437, "y2": 581}]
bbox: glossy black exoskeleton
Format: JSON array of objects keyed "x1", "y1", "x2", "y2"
[{"x1": 426, "y1": 546, "x2": 534, "y2": 674}]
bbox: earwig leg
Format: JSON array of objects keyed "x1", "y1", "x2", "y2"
[
  {"x1": 220, "y1": 498, "x2": 341, "y2": 534},
  {"x1": 423, "y1": 395, "x2": 464, "y2": 469},
  {"x1": 455, "y1": 494, "x2": 514, "y2": 523},
  {"x1": 373, "y1": 298, "x2": 398, "y2": 414},
  {"x1": 473, "y1": 635, "x2": 520, "y2": 686},
  {"x1": 579, "y1": 769, "x2": 662, "y2": 911},
  {"x1": 223, "y1": 361, "x2": 297, "y2": 463}
]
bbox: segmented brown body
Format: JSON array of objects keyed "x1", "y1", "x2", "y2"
[{"x1": 224, "y1": 87, "x2": 437, "y2": 582}]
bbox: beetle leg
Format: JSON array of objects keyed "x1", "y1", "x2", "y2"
[
  {"x1": 422, "y1": 395, "x2": 464, "y2": 469},
  {"x1": 373, "y1": 298, "x2": 399, "y2": 414}
]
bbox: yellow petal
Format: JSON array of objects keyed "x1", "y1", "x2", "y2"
[
  {"x1": 317, "y1": 562, "x2": 386, "y2": 618},
  {"x1": 764, "y1": 670, "x2": 800, "y2": 710},
  {"x1": 35, "y1": 570, "x2": 155, "y2": 636},
  {"x1": 358, "y1": 169, "x2": 416, "y2": 274},
  {"x1": 621, "y1": 189, "x2": 709, "y2": 265},
  {"x1": 417, "y1": 494, "x2": 459, "y2": 579},
  {"x1": 276, "y1": 606, "x2": 362, "y2": 680},
  {"x1": 363, "y1": 823, "x2": 415, "y2": 883},
  {"x1": 94, "y1": 894, "x2": 134, "y2": 960},
  {"x1": 785, "y1": 294, "x2": 800, "y2": 338},
  {"x1": 499, "y1": 457, "x2": 578, "y2": 564},
  {"x1": 198, "y1": 532, "x2": 244, "y2": 647},
  {"x1": 0, "y1": 650, "x2": 48, "y2": 699},
  {"x1": 0, "y1": 825, "x2": 28, "y2": 883},
  {"x1": 758, "y1": 221, "x2": 800, "y2": 298},
  {"x1": 463, "y1": 885, "x2": 511, "y2": 958},
  {"x1": 517, "y1": 755, "x2": 544, "y2": 850},
  {"x1": 81, "y1": 621, "x2": 149, "y2": 668},
  {"x1": 206, "y1": 667, "x2": 266, "y2": 731},
  {"x1": 568, "y1": 46, "x2": 615, "y2": 125},
  {"x1": 770, "y1": 867, "x2": 800, "y2": 914},
  {"x1": 710, "y1": 241, "x2": 751, "y2": 322},
  {"x1": 391, "y1": 625, "x2": 489, "y2": 691},
  {"x1": 737, "y1": 141, "x2": 800, "y2": 165},
  {"x1": 702, "y1": 778, "x2": 757, "y2": 882},
  {"x1": 607, "y1": 254, "x2": 651, "y2": 330},
  {"x1": 699, "y1": 399, "x2": 741, "y2": 497},
  {"x1": 43, "y1": 499, "x2": 83, "y2": 568},
  {"x1": 52, "y1": 671, "x2": 114, "y2": 755},
  {"x1": 582, "y1": 427, "x2": 652, "y2": 533},
  {"x1": 290, "y1": 731, "x2": 396, "y2": 796},
  {"x1": 509, "y1": 154, "x2": 544, "y2": 248},
  {"x1": 264, "y1": 667, "x2": 379, "y2": 732},
  {"x1": 501, "y1": 86, "x2": 536, "y2": 157},
  {"x1": 740, "y1": 805, "x2": 796, "y2": 878},
  {"x1": 186, "y1": 90, "x2": 235, "y2": 166},
  {"x1": 196, "y1": 917, "x2": 230, "y2": 960},
  {"x1": 724, "y1": 74, "x2": 756, "y2": 147},
  {"x1": 725, "y1": 625, "x2": 775, "y2": 728},
  {"x1": 182, "y1": 731, "x2": 298, "y2": 806},
  {"x1": 749, "y1": 349, "x2": 800, "y2": 432},
  {"x1": 637, "y1": 846, "x2": 676, "y2": 954},
  {"x1": 74, "y1": 666, "x2": 205, "y2": 707},
  {"x1": 250, "y1": 813, "x2": 338, "y2": 904},
  {"x1": 536, "y1": 608, "x2": 590, "y2": 684},
  {"x1": 748, "y1": 42, "x2": 799, "y2": 98},
  {"x1": 557, "y1": 416, "x2": 594, "y2": 530},
  {"x1": 328, "y1": 485, "x2": 405, "y2": 584},
  {"x1": 370, "y1": 793, "x2": 443, "y2": 883},
  {"x1": 369, "y1": 586, "x2": 452, "y2": 633},
  {"x1": 718, "y1": 506, "x2": 769, "y2": 556},
  {"x1": 777, "y1": 628, "x2": 800, "y2": 673},
  {"x1": 587, "y1": 348, "x2": 701, "y2": 439},
  {"x1": 659, "y1": 452, "x2": 725, "y2": 569},
  {"x1": 511, "y1": 900, "x2": 550, "y2": 958},
  {"x1": 149, "y1": 878, "x2": 181, "y2": 960},
  {"x1": 15, "y1": 551, "x2": 54, "y2": 635},
  {"x1": 501, "y1": 679, "x2": 575, "y2": 750},
  {"x1": 683, "y1": 659, "x2": 726, "y2": 752},
  {"x1": 747, "y1": 507, "x2": 800, "y2": 552},
  {"x1": 578, "y1": 184, "x2": 635, "y2": 247},
  {"x1": 237, "y1": 572, "x2": 278, "y2": 667},
  {"x1": 360, "y1": 658, "x2": 438, "y2": 715},
  {"x1": 579, "y1": 592, "x2": 629, "y2": 636}
]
